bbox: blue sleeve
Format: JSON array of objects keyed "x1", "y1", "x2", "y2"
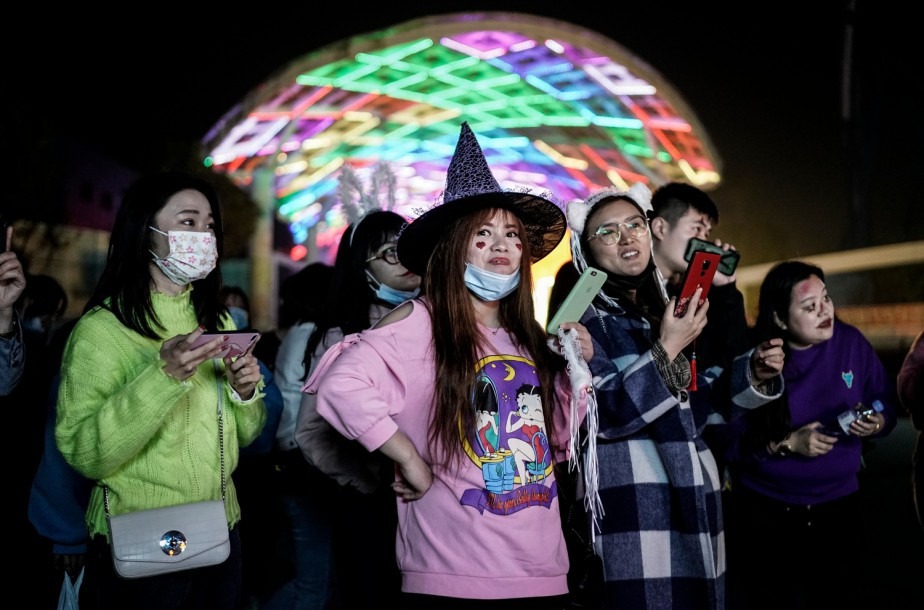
[
  {"x1": 0, "y1": 312, "x2": 24, "y2": 396},
  {"x1": 583, "y1": 310, "x2": 677, "y2": 439},
  {"x1": 28, "y1": 376, "x2": 93, "y2": 554},
  {"x1": 240, "y1": 360, "x2": 283, "y2": 455}
]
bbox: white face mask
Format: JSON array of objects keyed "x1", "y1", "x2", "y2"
[
  {"x1": 149, "y1": 227, "x2": 218, "y2": 286},
  {"x1": 464, "y1": 263, "x2": 520, "y2": 302}
]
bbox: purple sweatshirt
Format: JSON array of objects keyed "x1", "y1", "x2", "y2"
[
  {"x1": 304, "y1": 301, "x2": 580, "y2": 599},
  {"x1": 730, "y1": 320, "x2": 897, "y2": 505}
]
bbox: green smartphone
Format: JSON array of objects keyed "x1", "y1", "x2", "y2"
[
  {"x1": 546, "y1": 266, "x2": 607, "y2": 334},
  {"x1": 683, "y1": 237, "x2": 740, "y2": 276}
]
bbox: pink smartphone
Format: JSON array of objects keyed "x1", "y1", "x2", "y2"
[
  {"x1": 673, "y1": 251, "x2": 721, "y2": 317},
  {"x1": 189, "y1": 331, "x2": 260, "y2": 358}
]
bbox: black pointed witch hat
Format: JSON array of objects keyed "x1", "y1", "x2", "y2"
[{"x1": 396, "y1": 122, "x2": 566, "y2": 276}]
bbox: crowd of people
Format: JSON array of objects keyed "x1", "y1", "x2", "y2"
[{"x1": 2, "y1": 121, "x2": 916, "y2": 610}]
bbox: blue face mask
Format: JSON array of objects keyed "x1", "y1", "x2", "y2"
[
  {"x1": 376, "y1": 284, "x2": 420, "y2": 306},
  {"x1": 366, "y1": 270, "x2": 420, "y2": 306},
  {"x1": 227, "y1": 306, "x2": 249, "y2": 330},
  {"x1": 464, "y1": 263, "x2": 520, "y2": 302},
  {"x1": 23, "y1": 316, "x2": 45, "y2": 334}
]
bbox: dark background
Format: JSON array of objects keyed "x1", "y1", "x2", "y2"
[
  {"x1": 3, "y1": 4, "x2": 922, "y2": 606},
  {"x1": 4, "y1": 1, "x2": 921, "y2": 267}
]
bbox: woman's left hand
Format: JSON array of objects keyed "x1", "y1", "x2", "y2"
[
  {"x1": 559, "y1": 322, "x2": 594, "y2": 362},
  {"x1": 225, "y1": 350, "x2": 261, "y2": 400},
  {"x1": 851, "y1": 412, "x2": 884, "y2": 437}
]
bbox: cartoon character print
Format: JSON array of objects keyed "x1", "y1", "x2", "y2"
[
  {"x1": 506, "y1": 384, "x2": 551, "y2": 484},
  {"x1": 460, "y1": 355, "x2": 557, "y2": 516},
  {"x1": 473, "y1": 377, "x2": 499, "y2": 456}
]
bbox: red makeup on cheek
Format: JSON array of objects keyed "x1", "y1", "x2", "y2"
[
  {"x1": 515, "y1": 244, "x2": 522, "y2": 251},
  {"x1": 475, "y1": 241, "x2": 486, "y2": 249}
]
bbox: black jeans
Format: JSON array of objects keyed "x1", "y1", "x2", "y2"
[
  {"x1": 80, "y1": 526, "x2": 242, "y2": 610},
  {"x1": 725, "y1": 485, "x2": 863, "y2": 610}
]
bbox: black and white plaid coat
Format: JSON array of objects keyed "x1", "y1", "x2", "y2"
[{"x1": 580, "y1": 301, "x2": 778, "y2": 610}]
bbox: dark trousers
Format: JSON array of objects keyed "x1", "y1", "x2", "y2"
[
  {"x1": 913, "y1": 431, "x2": 924, "y2": 529},
  {"x1": 401, "y1": 593, "x2": 570, "y2": 610},
  {"x1": 725, "y1": 485, "x2": 864, "y2": 610},
  {"x1": 80, "y1": 526, "x2": 242, "y2": 610}
]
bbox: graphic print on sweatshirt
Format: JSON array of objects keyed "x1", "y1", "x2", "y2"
[{"x1": 460, "y1": 354, "x2": 558, "y2": 515}]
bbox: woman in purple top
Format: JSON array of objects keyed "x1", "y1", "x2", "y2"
[{"x1": 725, "y1": 260, "x2": 898, "y2": 610}]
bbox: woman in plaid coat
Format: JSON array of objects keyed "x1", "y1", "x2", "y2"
[{"x1": 564, "y1": 184, "x2": 784, "y2": 609}]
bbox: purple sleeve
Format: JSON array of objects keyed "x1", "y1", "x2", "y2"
[{"x1": 898, "y1": 331, "x2": 924, "y2": 429}]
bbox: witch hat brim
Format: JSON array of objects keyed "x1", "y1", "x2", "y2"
[{"x1": 397, "y1": 122, "x2": 566, "y2": 276}]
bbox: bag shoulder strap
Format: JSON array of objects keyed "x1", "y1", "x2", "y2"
[{"x1": 104, "y1": 361, "x2": 225, "y2": 515}]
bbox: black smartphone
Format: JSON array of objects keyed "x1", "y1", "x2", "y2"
[
  {"x1": 1, "y1": 214, "x2": 8, "y2": 251},
  {"x1": 683, "y1": 237, "x2": 740, "y2": 276}
]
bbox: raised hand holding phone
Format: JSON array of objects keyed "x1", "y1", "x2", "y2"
[
  {"x1": 683, "y1": 237, "x2": 740, "y2": 277},
  {"x1": 0, "y1": 219, "x2": 27, "y2": 320}
]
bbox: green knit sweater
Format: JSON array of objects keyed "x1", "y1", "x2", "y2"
[{"x1": 55, "y1": 288, "x2": 266, "y2": 539}]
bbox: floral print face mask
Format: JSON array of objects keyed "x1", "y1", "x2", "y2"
[{"x1": 149, "y1": 227, "x2": 218, "y2": 285}]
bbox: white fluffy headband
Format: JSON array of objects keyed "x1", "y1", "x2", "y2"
[{"x1": 567, "y1": 182, "x2": 653, "y2": 275}]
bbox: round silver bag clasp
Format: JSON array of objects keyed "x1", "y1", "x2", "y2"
[{"x1": 160, "y1": 530, "x2": 188, "y2": 556}]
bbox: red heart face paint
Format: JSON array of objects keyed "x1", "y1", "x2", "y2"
[
  {"x1": 475, "y1": 241, "x2": 486, "y2": 249},
  {"x1": 515, "y1": 244, "x2": 522, "y2": 251}
]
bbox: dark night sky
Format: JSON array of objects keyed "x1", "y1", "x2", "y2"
[{"x1": 5, "y1": 1, "x2": 921, "y2": 267}]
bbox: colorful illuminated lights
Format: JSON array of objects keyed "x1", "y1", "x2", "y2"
[{"x1": 201, "y1": 12, "x2": 721, "y2": 261}]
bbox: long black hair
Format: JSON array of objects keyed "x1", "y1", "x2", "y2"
[
  {"x1": 305, "y1": 210, "x2": 407, "y2": 370},
  {"x1": 278, "y1": 262, "x2": 334, "y2": 331},
  {"x1": 84, "y1": 170, "x2": 225, "y2": 339}
]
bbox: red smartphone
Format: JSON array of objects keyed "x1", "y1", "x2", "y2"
[
  {"x1": 673, "y1": 251, "x2": 721, "y2": 316},
  {"x1": 189, "y1": 331, "x2": 261, "y2": 358}
]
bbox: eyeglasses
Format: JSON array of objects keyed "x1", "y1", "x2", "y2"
[
  {"x1": 587, "y1": 219, "x2": 649, "y2": 246},
  {"x1": 365, "y1": 246, "x2": 400, "y2": 265}
]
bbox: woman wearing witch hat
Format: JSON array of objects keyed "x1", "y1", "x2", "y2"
[{"x1": 302, "y1": 122, "x2": 592, "y2": 608}]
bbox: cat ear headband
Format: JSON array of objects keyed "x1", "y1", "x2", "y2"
[{"x1": 566, "y1": 182, "x2": 653, "y2": 275}]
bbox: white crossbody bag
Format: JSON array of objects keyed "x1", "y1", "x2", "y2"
[{"x1": 104, "y1": 365, "x2": 231, "y2": 578}]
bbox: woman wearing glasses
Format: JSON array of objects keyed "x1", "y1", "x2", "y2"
[
  {"x1": 283, "y1": 209, "x2": 419, "y2": 609},
  {"x1": 564, "y1": 184, "x2": 784, "y2": 610}
]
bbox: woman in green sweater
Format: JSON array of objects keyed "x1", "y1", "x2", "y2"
[{"x1": 55, "y1": 170, "x2": 266, "y2": 609}]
